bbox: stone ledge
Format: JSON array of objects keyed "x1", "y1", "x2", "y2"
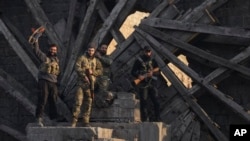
[{"x1": 26, "y1": 122, "x2": 171, "y2": 141}]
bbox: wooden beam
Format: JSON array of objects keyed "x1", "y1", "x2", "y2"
[
  {"x1": 189, "y1": 46, "x2": 250, "y2": 95},
  {"x1": 1, "y1": 15, "x2": 40, "y2": 65},
  {"x1": 165, "y1": 0, "x2": 219, "y2": 43},
  {"x1": 110, "y1": 2, "x2": 182, "y2": 83},
  {"x1": 92, "y1": 0, "x2": 128, "y2": 44},
  {"x1": 60, "y1": 0, "x2": 98, "y2": 89},
  {"x1": 0, "y1": 68, "x2": 72, "y2": 122},
  {"x1": 172, "y1": 112, "x2": 195, "y2": 141},
  {"x1": 24, "y1": 0, "x2": 66, "y2": 65},
  {"x1": 148, "y1": 0, "x2": 169, "y2": 18},
  {"x1": 0, "y1": 69, "x2": 36, "y2": 116},
  {"x1": 178, "y1": 0, "x2": 216, "y2": 22},
  {"x1": 136, "y1": 27, "x2": 250, "y2": 122},
  {"x1": 190, "y1": 121, "x2": 201, "y2": 141},
  {"x1": 180, "y1": 121, "x2": 196, "y2": 141},
  {"x1": 0, "y1": 19, "x2": 38, "y2": 81},
  {"x1": 203, "y1": 35, "x2": 250, "y2": 46},
  {"x1": 139, "y1": 24, "x2": 250, "y2": 77},
  {"x1": 134, "y1": 30, "x2": 228, "y2": 141},
  {"x1": 97, "y1": 0, "x2": 125, "y2": 44},
  {"x1": 63, "y1": 0, "x2": 77, "y2": 46},
  {"x1": 142, "y1": 18, "x2": 250, "y2": 38},
  {"x1": 0, "y1": 123, "x2": 27, "y2": 141}
]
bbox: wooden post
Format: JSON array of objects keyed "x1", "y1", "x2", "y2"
[{"x1": 0, "y1": 19, "x2": 38, "y2": 81}]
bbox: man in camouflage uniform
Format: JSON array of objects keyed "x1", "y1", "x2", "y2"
[
  {"x1": 71, "y1": 43, "x2": 103, "y2": 127},
  {"x1": 30, "y1": 27, "x2": 60, "y2": 127},
  {"x1": 95, "y1": 44, "x2": 115, "y2": 107},
  {"x1": 131, "y1": 46, "x2": 161, "y2": 122}
]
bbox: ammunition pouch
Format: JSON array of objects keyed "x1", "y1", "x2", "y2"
[{"x1": 39, "y1": 58, "x2": 60, "y2": 75}]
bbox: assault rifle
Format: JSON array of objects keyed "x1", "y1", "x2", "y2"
[
  {"x1": 133, "y1": 68, "x2": 159, "y2": 86},
  {"x1": 28, "y1": 25, "x2": 46, "y2": 44},
  {"x1": 86, "y1": 68, "x2": 95, "y2": 99}
]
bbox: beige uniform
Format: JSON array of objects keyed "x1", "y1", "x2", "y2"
[{"x1": 72, "y1": 54, "x2": 102, "y2": 125}]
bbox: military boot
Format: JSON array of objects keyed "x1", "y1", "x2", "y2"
[
  {"x1": 71, "y1": 118, "x2": 77, "y2": 127},
  {"x1": 37, "y1": 117, "x2": 44, "y2": 127},
  {"x1": 82, "y1": 116, "x2": 91, "y2": 127},
  {"x1": 83, "y1": 123, "x2": 91, "y2": 127}
]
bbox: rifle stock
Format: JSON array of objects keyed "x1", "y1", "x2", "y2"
[
  {"x1": 133, "y1": 68, "x2": 159, "y2": 86},
  {"x1": 133, "y1": 78, "x2": 142, "y2": 86},
  {"x1": 86, "y1": 68, "x2": 95, "y2": 99},
  {"x1": 133, "y1": 75, "x2": 157, "y2": 86}
]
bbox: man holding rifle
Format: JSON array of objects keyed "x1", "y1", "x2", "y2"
[
  {"x1": 29, "y1": 26, "x2": 60, "y2": 127},
  {"x1": 131, "y1": 46, "x2": 161, "y2": 122},
  {"x1": 71, "y1": 43, "x2": 103, "y2": 127}
]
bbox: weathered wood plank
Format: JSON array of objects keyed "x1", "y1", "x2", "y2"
[
  {"x1": 136, "y1": 26, "x2": 250, "y2": 122},
  {"x1": 156, "y1": 2, "x2": 181, "y2": 19},
  {"x1": 134, "y1": 31, "x2": 228, "y2": 141},
  {"x1": 92, "y1": 0, "x2": 127, "y2": 44},
  {"x1": 110, "y1": 34, "x2": 135, "y2": 60},
  {"x1": 172, "y1": 112, "x2": 195, "y2": 141},
  {"x1": 139, "y1": 24, "x2": 250, "y2": 77},
  {"x1": 203, "y1": 46, "x2": 250, "y2": 84},
  {"x1": 110, "y1": 0, "x2": 181, "y2": 60},
  {"x1": 191, "y1": 121, "x2": 201, "y2": 141},
  {"x1": 0, "y1": 69, "x2": 36, "y2": 116},
  {"x1": 0, "y1": 19, "x2": 38, "y2": 81},
  {"x1": 135, "y1": 27, "x2": 203, "y2": 83},
  {"x1": 0, "y1": 123, "x2": 27, "y2": 141},
  {"x1": 1, "y1": 15, "x2": 40, "y2": 65},
  {"x1": 166, "y1": 0, "x2": 220, "y2": 43},
  {"x1": 160, "y1": 96, "x2": 189, "y2": 124},
  {"x1": 142, "y1": 18, "x2": 250, "y2": 38},
  {"x1": 148, "y1": 0, "x2": 169, "y2": 18},
  {"x1": 178, "y1": 0, "x2": 216, "y2": 22},
  {"x1": 60, "y1": 0, "x2": 98, "y2": 89},
  {"x1": 111, "y1": 0, "x2": 182, "y2": 75},
  {"x1": 24, "y1": 0, "x2": 66, "y2": 66},
  {"x1": 170, "y1": 110, "x2": 190, "y2": 128},
  {"x1": 63, "y1": 0, "x2": 77, "y2": 46},
  {"x1": 204, "y1": 35, "x2": 250, "y2": 46},
  {"x1": 111, "y1": 41, "x2": 141, "y2": 75},
  {"x1": 97, "y1": 0, "x2": 125, "y2": 44},
  {"x1": 180, "y1": 121, "x2": 196, "y2": 141},
  {"x1": 0, "y1": 69, "x2": 73, "y2": 122}
]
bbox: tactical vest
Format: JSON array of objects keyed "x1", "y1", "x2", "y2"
[
  {"x1": 138, "y1": 56, "x2": 153, "y2": 75},
  {"x1": 39, "y1": 57, "x2": 60, "y2": 75},
  {"x1": 81, "y1": 56, "x2": 97, "y2": 71}
]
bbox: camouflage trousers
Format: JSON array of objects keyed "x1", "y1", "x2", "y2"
[
  {"x1": 96, "y1": 76, "x2": 111, "y2": 92},
  {"x1": 72, "y1": 85, "x2": 92, "y2": 124},
  {"x1": 94, "y1": 76, "x2": 115, "y2": 108}
]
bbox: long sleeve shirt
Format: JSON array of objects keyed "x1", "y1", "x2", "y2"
[{"x1": 32, "y1": 42, "x2": 59, "y2": 83}]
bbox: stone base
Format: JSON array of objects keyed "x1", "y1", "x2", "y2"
[
  {"x1": 91, "y1": 92, "x2": 141, "y2": 122},
  {"x1": 26, "y1": 122, "x2": 171, "y2": 141}
]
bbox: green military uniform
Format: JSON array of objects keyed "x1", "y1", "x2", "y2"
[
  {"x1": 96, "y1": 54, "x2": 112, "y2": 91},
  {"x1": 72, "y1": 54, "x2": 102, "y2": 126},
  {"x1": 95, "y1": 54, "x2": 114, "y2": 108}
]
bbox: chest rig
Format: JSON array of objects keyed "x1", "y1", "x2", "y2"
[{"x1": 39, "y1": 57, "x2": 60, "y2": 75}]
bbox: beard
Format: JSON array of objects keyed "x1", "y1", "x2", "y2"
[
  {"x1": 100, "y1": 51, "x2": 106, "y2": 56},
  {"x1": 47, "y1": 52, "x2": 57, "y2": 57}
]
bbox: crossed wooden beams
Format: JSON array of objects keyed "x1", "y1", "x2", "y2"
[
  {"x1": 109, "y1": 0, "x2": 250, "y2": 141},
  {"x1": 0, "y1": 0, "x2": 137, "y2": 122}
]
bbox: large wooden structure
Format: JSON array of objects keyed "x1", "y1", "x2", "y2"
[{"x1": 0, "y1": 0, "x2": 250, "y2": 140}]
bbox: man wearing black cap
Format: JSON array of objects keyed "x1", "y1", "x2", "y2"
[{"x1": 131, "y1": 46, "x2": 161, "y2": 122}]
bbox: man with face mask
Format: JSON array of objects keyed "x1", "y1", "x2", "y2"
[
  {"x1": 29, "y1": 27, "x2": 60, "y2": 127},
  {"x1": 71, "y1": 43, "x2": 103, "y2": 127},
  {"x1": 131, "y1": 46, "x2": 161, "y2": 122}
]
